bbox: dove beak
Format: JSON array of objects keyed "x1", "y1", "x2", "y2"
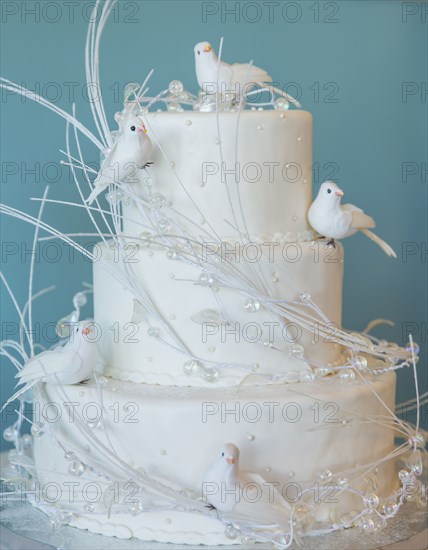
[
  {"x1": 335, "y1": 189, "x2": 344, "y2": 197},
  {"x1": 82, "y1": 327, "x2": 91, "y2": 336},
  {"x1": 226, "y1": 457, "x2": 236, "y2": 465},
  {"x1": 137, "y1": 124, "x2": 147, "y2": 134},
  {"x1": 203, "y1": 45, "x2": 212, "y2": 52}
]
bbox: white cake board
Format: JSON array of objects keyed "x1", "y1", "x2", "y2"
[
  {"x1": 1, "y1": 495, "x2": 426, "y2": 549},
  {"x1": 1, "y1": 453, "x2": 426, "y2": 549}
]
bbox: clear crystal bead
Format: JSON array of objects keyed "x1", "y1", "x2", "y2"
[
  {"x1": 204, "y1": 368, "x2": 219, "y2": 383},
  {"x1": 244, "y1": 298, "x2": 260, "y2": 312},
  {"x1": 68, "y1": 460, "x2": 86, "y2": 476},
  {"x1": 299, "y1": 291, "x2": 311, "y2": 302},
  {"x1": 319, "y1": 469, "x2": 333, "y2": 481},
  {"x1": 169, "y1": 80, "x2": 184, "y2": 95},
  {"x1": 289, "y1": 344, "x2": 304, "y2": 358},
  {"x1": 300, "y1": 371, "x2": 315, "y2": 382},
  {"x1": 150, "y1": 193, "x2": 166, "y2": 210},
  {"x1": 363, "y1": 492, "x2": 379, "y2": 509},
  {"x1": 339, "y1": 369, "x2": 355, "y2": 382},
  {"x1": 382, "y1": 499, "x2": 398, "y2": 515},
  {"x1": 183, "y1": 360, "x2": 201, "y2": 376},
  {"x1": 198, "y1": 272, "x2": 214, "y2": 286},
  {"x1": 274, "y1": 97, "x2": 290, "y2": 110},
  {"x1": 351, "y1": 355, "x2": 368, "y2": 370},
  {"x1": 147, "y1": 327, "x2": 159, "y2": 338},
  {"x1": 224, "y1": 524, "x2": 239, "y2": 540}
]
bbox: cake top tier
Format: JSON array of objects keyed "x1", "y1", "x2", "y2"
[{"x1": 123, "y1": 109, "x2": 313, "y2": 241}]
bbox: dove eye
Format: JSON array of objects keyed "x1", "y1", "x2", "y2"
[
  {"x1": 221, "y1": 452, "x2": 225, "y2": 457},
  {"x1": 327, "y1": 188, "x2": 332, "y2": 194},
  {"x1": 130, "y1": 125, "x2": 136, "y2": 131}
]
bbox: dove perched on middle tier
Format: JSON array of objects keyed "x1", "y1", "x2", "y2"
[
  {"x1": 1, "y1": 321, "x2": 97, "y2": 412},
  {"x1": 202, "y1": 443, "x2": 291, "y2": 527},
  {"x1": 194, "y1": 41, "x2": 272, "y2": 96},
  {"x1": 86, "y1": 115, "x2": 153, "y2": 205},
  {"x1": 308, "y1": 181, "x2": 397, "y2": 257}
]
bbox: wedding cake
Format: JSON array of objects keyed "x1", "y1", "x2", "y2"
[{"x1": 1, "y1": 4, "x2": 425, "y2": 548}]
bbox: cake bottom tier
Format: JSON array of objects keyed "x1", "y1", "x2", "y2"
[{"x1": 32, "y1": 371, "x2": 397, "y2": 545}]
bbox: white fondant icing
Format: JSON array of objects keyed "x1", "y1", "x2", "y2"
[
  {"x1": 123, "y1": 110, "x2": 313, "y2": 239},
  {"x1": 32, "y1": 371, "x2": 397, "y2": 545},
  {"x1": 93, "y1": 239, "x2": 344, "y2": 386}
]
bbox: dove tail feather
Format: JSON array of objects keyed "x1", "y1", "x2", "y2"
[
  {"x1": 360, "y1": 229, "x2": 397, "y2": 258},
  {"x1": 0, "y1": 380, "x2": 38, "y2": 413},
  {"x1": 86, "y1": 182, "x2": 107, "y2": 205}
]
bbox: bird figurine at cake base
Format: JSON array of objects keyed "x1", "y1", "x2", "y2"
[
  {"x1": 202, "y1": 443, "x2": 292, "y2": 528},
  {"x1": 86, "y1": 115, "x2": 153, "y2": 205},
  {"x1": 1, "y1": 321, "x2": 98, "y2": 412},
  {"x1": 308, "y1": 181, "x2": 397, "y2": 258},
  {"x1": 194, "y1": 42, "x2": 300, "y2": 108}
]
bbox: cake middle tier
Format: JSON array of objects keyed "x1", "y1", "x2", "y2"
[
  {"x1": 93, "y1": 239, "x2": 344, "y2": 387},
  {"x1": 122, "y1": 109, "x2": 313, "y2": 240}
]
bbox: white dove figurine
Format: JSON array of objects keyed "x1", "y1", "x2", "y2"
[
  {"x1": 308, "y1": 181, "x2": 397, "y2": 258},
  {"x1": 194, "y1": 41, "x2": 271, "y2": 94},
  {"x1": 86, "y1": 115, "x2": 153, "y2": 205},
  {"x1": 202, "y1": 443, "x2": 291, "y2": 527},
  {"x1": 1, "y1": 321, "x2": 97, "y2": 412},
  {"x1": 194, "y1": 42, "x2": 300, "y2": 108}
]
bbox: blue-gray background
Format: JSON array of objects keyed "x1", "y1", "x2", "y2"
[{"x1": 1, "y1": 1, "x2": 427, "y2": 449}]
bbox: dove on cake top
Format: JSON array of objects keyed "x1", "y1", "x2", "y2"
[
  {"x1": 308, "y1": 181, "x2": 397, "y2": 257},
  {"x1": 194, "y1": 41, "x2": 272, "y2": 95},
  {"x1": 193, "y1": 41, "x2": 301, "y2": 109},
  {"x1": 203, "y1": 443, "x2": 291, "y2": 526},
  {"x1": 86, "y1": 115, "x2": 153, "y2": 205}
]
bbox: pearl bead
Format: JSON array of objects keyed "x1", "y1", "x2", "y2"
[
  {"x1": 31, "y1": 422, "x2": 44, "y2": 437},
  {"x1": 3, "y1": 426, "x2": 18, "y2": 442},
  {"x1": 247, "y1": 433, "x2": 255, "y2": 441}
]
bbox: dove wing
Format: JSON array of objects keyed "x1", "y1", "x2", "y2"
[
  {"x1": 334, "y1": 208, "x2": 353, "y2": 235},
  {"x1": 230, "y1": 471, "x2": 291, "y2": 526},
  {"x1": 217, "y1": 60, "x2": 234, "y2": 87},
  {"x1": 231, "y1": 63, "x2": 272, "y2": 87},
  {"x1": 343, "y1": 203, "x2": 376, "y2": 229},
  {"x1": 16, "y1": 348, "x2": 81, "y2": 385}
]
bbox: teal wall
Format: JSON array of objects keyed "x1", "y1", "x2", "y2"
[{"x1": 1, "y1": 1, "x2": 427, "y2": 448}]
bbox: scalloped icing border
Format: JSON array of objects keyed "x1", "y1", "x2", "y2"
[{"x1": 69, "y1": 513, "x2": 241, "y2": 545}]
